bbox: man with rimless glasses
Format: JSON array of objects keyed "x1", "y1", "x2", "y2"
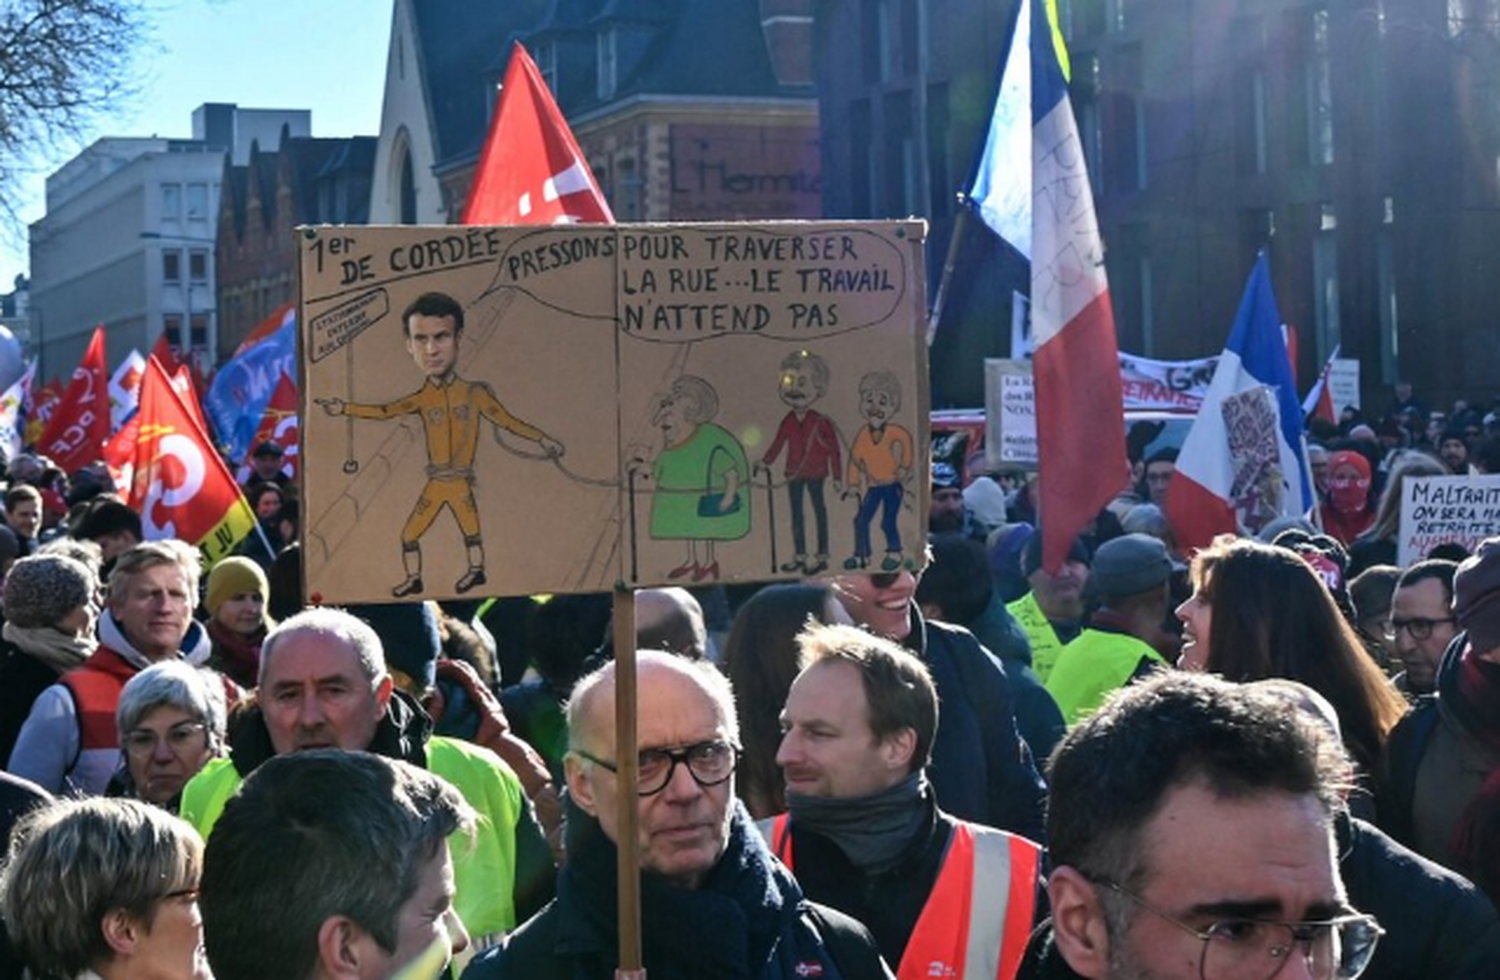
[
  {"x1": 1019, "y1": 673, "x2": 1383, "y2": 980},
  {"x1": 464, "y1": 650, "x2": 893, "y2": 979}
]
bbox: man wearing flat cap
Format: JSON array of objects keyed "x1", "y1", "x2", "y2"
[
  {"x1": 1044, "y1": 534, "x2": 1174, "y2": 725},
  {"x1": 1382, "y1": 536, "x2": 1500, "y2": 890},
  {"x1": 1006, "y1": 530, "x2": 1090, "y2": 683}
]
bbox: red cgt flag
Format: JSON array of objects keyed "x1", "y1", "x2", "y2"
[
  {"x1": 462, "y1": 41, "x2": 614, "y2": 225},
  {"x1": 243, "y1": 371, "x2": 300, "y2": 480},
  {"x1": 24, "y1": 376, "x2": 65, "y2": 447},
  {"x1": 116, "y1": 357, "x2": 255, "y2": 564},
  {"x1": 38, "y1": 326, "x2": 110, "y2": 474},
  {"x1": 149, "y1": 330, "x2": 182, "y2": 377}
]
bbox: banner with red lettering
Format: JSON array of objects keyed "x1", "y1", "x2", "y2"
[
  {"x1": 116, "y1": 357, "x2": 255, "y2": 564},
  {"x1": 38, "y1": 327, "x2": 110, "y2": 473}
]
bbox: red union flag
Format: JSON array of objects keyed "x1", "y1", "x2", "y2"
[
  {"x1": 118, "y1": 357, "x2": 255, "y2": 564},
  {"x1": 236, "y1": 371, "x2": 300, "y2": 483},
  {"x1": 38, "y1": 327, "x2": 111, "y2": 473},
  {"x1": 462, "y1": 41, "x2": 613, "y2": 225},
  {"x1": 25, "y1": 376, "x2": 64, "y2": 447}
]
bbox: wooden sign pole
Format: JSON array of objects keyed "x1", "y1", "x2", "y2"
[{"x1": 612, "y1": 586, "x2": 646, "y2": 979}]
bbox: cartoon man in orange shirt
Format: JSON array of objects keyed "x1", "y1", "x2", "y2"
[
  {"x1": 845, "y1": 370, "x2": 913, "y2": 572},
  {"x1": 322, "y1": 292, "x2": 564, "y2": 596}
]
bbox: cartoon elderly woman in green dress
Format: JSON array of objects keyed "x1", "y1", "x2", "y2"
[{"x1": 636, "y1": 375, "x2": 750, "y2": 582}]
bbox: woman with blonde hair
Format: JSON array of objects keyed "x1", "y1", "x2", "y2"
[{"x1": 0, "y1": 797, "x2": 210, "y2": 980}]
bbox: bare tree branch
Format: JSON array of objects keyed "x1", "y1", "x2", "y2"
[{"x1": 0, "y1": 0, "x2": 148, "y2": 231}]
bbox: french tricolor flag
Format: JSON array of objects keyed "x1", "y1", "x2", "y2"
[
  {"x1": 1026, "y1": 0, "x2": 1128, "y2": 571},
  {"x1": 1165, "y1": 254, "x2": 1313, "y2": 551}
]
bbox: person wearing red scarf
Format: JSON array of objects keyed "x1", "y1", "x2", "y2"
[
  {"x1": 1323, "y1": 449, "x2": 1375, "y2": 546},
  {"x1": 1381, "y1": 537, "x2": 1500, "y2": 905}
]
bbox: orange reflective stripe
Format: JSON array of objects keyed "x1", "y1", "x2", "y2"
[
  {"x1": 898, "y1": 824, "x2": 973, "y2": 980},
  {"x1": 900, "y1": 823, "x2": 1043, "y2": 980},
  {"x1": 768, "y1": 813, "x2": 793, "y2": 867},
  {"x1": 996, "y1": 835, "x2": 1041, "y2": 980}
]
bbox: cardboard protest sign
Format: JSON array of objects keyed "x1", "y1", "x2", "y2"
[
  {"x1": 300, "y1": 222, "x2": 929, "y2": 604},
  {"x1": 1397, "y1": 473, "x2": 1500, "y2": 566}
]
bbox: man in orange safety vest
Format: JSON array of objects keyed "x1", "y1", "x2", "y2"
[{"x1": 764, "y1": 622, "x2": 1044, "y2": 980}]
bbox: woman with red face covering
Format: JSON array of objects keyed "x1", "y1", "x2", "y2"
[{"x1": 1323, "y1": 449, "x2": 1376, "y2": 546}]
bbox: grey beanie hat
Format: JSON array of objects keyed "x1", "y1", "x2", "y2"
[
  {"x1": 2, "y1": 554, "x2": 96, "y2": 628},
  {"x1": 1090, "y1": 533, "x2": 1172, "y2": 599}
]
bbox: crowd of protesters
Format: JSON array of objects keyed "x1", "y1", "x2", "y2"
[{"x1": 0, "y1": 376, "x2": 1496, "y2": 980}]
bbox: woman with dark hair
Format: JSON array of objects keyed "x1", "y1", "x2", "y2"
[
  {"x1": 1177, "y1": 535, "x2": 1408, "y2": 780},
  {"x1": 720, "y1": 582, "x2": 849, "y2": 819}
]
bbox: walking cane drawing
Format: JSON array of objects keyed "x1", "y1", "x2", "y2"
[
  {"x1": 342, "y1": 341, "x2": 358, "y2": 474},
  {"x1": 763, "y1": 466, "x2": 778, "y2": 575}
]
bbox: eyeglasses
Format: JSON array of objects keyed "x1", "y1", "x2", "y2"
[
  {"x1": 1383, "y1": 617, "x2": 1456, "y2": 641},
  {"x1": 574, "y1": 740, "x2": 738, "y2": 796},
  {"x1": 122, "y1": 722, "x2": 208, "y2": 759},
  {"x1": 1095, "y1": 879, "x2": 1383, "y2": 980}
]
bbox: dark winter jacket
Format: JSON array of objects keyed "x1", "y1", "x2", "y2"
[
  {"x1": 1338, "y1": 810, "x2": 1500, "y2": 980},
  {"x1": 462, "y1": 799, "x2": 892, "y2": 980},
  {"x1": 965, "y1": 596, "x2": 1067, "y2": 765},
  {"x1": 906, "y1": 606, "x2": 1048, "y2": 843}
]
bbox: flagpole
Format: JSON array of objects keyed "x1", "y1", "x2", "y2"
[{"x1": 926, "y1": 205, "x2": 970, "y2": 348}]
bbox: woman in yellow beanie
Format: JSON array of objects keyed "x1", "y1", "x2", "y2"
[{"x1": 204, "y1": 557, "x2": 272, "y2": 688}]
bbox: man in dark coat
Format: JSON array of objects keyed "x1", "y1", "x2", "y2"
[{"x1": 464, "y1": 651, "x2": 892, "y2": 980}]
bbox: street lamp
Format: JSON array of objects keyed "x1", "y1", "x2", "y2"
[{"x1": 140, "y1": 230, "x2": 217, "y2": 370}]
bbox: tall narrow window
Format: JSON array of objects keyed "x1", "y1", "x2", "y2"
[
  {"x1": 161, "y1": 184, "x2": 181, "y2": 222},
  {"x1": 189, "y1": 250, "x2": 208, "y2": 283},
  {"x1": 398, "y1": 145, "x2": 416, "y2": 225},
  {"x1": 186, "y1": 183, "x2": 208, "y2": 221},
  {"x1": 1074, "y1": 55, "x2": 1104, "y2": 197},
  {"x1": 850, "y1": 100, "x2": 873, "y2": 215},
  {"x1": 1114, "y1": 45, "x2": 1147, "y2": 191},
  {"x1": 1378, "y1": 197, "x2": 1399, "y2": 383},
  {"x1": 884, "y1": 91, "x2": 917, "y2": 215},
  {"x1": 927, "y1": 83, "x2": 952, "y2": 217},
  {"x1": 1307, "y1": 9, "x2": 1334, "y2": 165},
  {"x1": 1312, "y1": 203, "x2": 1341, "y2": 356},
  {"x1": 162, "y1": 251, "x2": 182, "y2": 284}
]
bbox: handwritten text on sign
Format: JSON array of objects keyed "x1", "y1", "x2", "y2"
[{"x1": 1398, "y1": 474, "x2": 1500, "y2": 565}]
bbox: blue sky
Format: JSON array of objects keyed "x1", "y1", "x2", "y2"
[{"x1": 0, "y1": 0, "x2": 391, "y2": 287}]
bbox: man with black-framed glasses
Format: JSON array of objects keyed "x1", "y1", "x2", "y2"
[
  {"x1": 464, "y1": 649, "x2": 893, "y2": 980},
  {"x1": 1018, "y1": 672, "x2": 1384, "y2": 980},
  {"x1": 1383, "y1": 558, "x2": 1458, "y2": 696}
]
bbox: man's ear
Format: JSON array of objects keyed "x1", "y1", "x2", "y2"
[
  {"x1": 1048, "y1": 866, "x2": 1113, "y2": 979},
  {"x1": 880, "y1": 727, "x2": 918, "y2": 775},
  {"x1": 565, "y1": 753, "x2": 598, "y2": 816},
  {"x1": 100, "y1": 909, "x2": 140, "y2": 957},
  {"x1": 374, "y1": 674, "x2": 394, "y2": 710},
  {"x1": 317, "y1": 916, "x2": 379, "y2": 980}
]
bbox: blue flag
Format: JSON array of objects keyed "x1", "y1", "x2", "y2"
[{"x1": 204, "y1": 309, "x2": 296, "y2": 462}]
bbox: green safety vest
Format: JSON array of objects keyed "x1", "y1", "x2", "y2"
[
  {"x1": 1045, "y1": 628, "x2": 1166, "y2": 726},
  {"x1": 181, "y1": 735, "x2": 523, "y2": 945}
]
